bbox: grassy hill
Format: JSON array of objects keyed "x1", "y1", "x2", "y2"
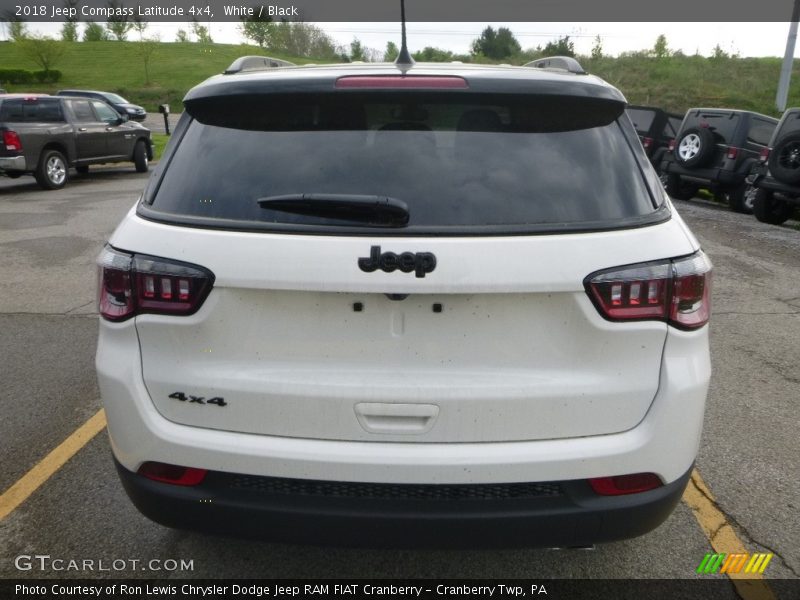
[{"x1": 2, "y1": 40, "x2": 800, "y2": 117}]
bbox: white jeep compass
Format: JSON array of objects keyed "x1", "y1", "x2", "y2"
[{"x1": 96, "y1": 55, "x2": 711, "y2": 547}]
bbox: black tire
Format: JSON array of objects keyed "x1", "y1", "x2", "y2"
[
  {"x1": 76, "y1": 165, "x2": 89, "y2": 174},
  {"x1": 133, "y1": 140, "x2": 149, "y2": 173},
  {"x1": 752, "y1": 188, "x2": 794, "y2": 225},
  {"x1": 675, "y1": 127, "x2": 716, "y2": 168},
  {"x1": 665, "y1": 173, "x2": 699, "y2": 200},
  {"x1": 34, "y1": 149, "x2": 68, "y2": 190},
  {"x1": 727, "y1": 182, "x2": 757, "y2": 214},
  {"x1": 768, "y1": 132, "x2": 800, "y2": 185}
]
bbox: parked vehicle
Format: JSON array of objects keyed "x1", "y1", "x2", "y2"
[
  {"x1": 0, "y1": 94, "x2": 152, "y2": 189},
  {"x1": 748, "y1": 107, "x2": 800, "y2": 225},
  {"x1": 97, "y1": 55, "x2": 712, "y2": 548},
  {"x1": 626, "y1": 105, "x2": 683, "y2": 172},
  {"x1": 660, "y1": 108, "x2": 777, "y2": 212},
  {"x1": 57, "y1": 89, "x2": 147, "y2": 122}
]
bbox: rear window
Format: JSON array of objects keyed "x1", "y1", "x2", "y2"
[
  {"x1": 626, "y1": 108, "x2": 656, "y2": 135},
  {"x1": 0, "y1": 98, "x2": 64, "y2": 123},
  {"x1": 665, "y1": 117, "x2": 682, "y2": 138},
  {"x1": 775, "y1": 110, "x2": 800, "y2": 141},
  {"x1": 148, "y1": 93, "x2": 658, "y2": 234},
  {"x1": 683, "y1": 111, "x2": 740, "y2": 143},
  {"x1": 746, "y1": 117, "x2": 776, "y2": 147}
]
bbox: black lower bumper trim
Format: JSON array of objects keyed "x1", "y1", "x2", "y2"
[{"x1": 115, "y1": 459, "x2": 692, "y2": 549}]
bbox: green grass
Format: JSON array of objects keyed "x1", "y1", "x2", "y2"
[
  {"x1": 2, "y1": 41, "x2": 800, "y2": 116},
  {"x1": 150, "y1": 133, "x2": 169, "y2": 160},
  {"x1": 0, "y1": 41, "x2": 322, "y2": 111}
]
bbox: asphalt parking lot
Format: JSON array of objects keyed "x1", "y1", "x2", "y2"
[{"x1": 0, "y1": 170, "x2": 798, "y2": 591}]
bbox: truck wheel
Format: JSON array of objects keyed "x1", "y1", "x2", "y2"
[
  {"x1": 768, "y1": 132, "x2": 800, "y2": 185},
  {"x1": 675, "y1": 127, "x2": 715, "y2": 168},
  {"x1": 727, "y1": 182, "x2": 756, "y2": 214},
  {"x1": 665, "y1": 173, "x2": 699, "y2": 200},
  {"x1": 35, "y1": 149, "x2": 69, "y2": 190},
  {"x1": 133, "y1": 140, "x2": 149, "y2": 173},
  {"x1": 753, "y1": 189, "x2": 794, "y2": 225}
]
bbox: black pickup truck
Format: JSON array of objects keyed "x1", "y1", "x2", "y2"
[{"x1": 0, "y1": 94, "x2": 152, "y2": 190}]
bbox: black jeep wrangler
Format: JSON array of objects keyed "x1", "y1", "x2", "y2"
[
  {"x1": 625, "y1": 105, "x2": 683, "y2": 173},
  {"x1": 749, "y1": 107, "x2": 800, "y2": 225},
  {"x1": 660, "y1": 108, "x2": 777, "y2": 213}
]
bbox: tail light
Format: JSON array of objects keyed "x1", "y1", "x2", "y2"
[
  {"x1": 589, "y1": 473, "x2": 663, "y2": 496},
  {"x1": 3, "y1": 130, "x2": 22, "y2": 152},
  {"x1": 97, "y1": 246, "x2": 214, "y2": 322},
  {"x1": 726, "y1": 146, "x2": 739, "y2": 160},
  {"x1": 668, "y1": 138, "x2": 676, "y2": 152},
  {"x1": 585, "y1": 251, "x2": 712, "y2": 330},
  {"x1": 642, "y1": 137, "x2": 653, "y2": 150},
  {"x1": 138, "y1": 462, "x2": 207, "y2": 486},
  {"x1": 759, "y1": 148, "x2": 770, "y2": 163}
]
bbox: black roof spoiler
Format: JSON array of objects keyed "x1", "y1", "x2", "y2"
[
  {"x1": 224, "y1": 56, "x2": 296, "y2": 75},
  {"x1": 524, "y1": 56, "x2": 586, "y2": 75}
]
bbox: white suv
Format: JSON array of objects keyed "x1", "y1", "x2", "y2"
[{"x1": 96, "y1": 56, "x2": 711, "y2": 547}]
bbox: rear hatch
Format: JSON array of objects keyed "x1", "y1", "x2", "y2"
[{"x1": 118, "y1": 77, "x2": 695, "y2": 443}]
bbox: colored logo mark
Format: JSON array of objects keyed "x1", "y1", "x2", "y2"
[{"x1": 696, "y1": 553, "x2": 773, "y2": 575}]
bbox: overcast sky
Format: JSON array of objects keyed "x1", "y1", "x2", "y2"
[{"x1": 13, "y1": 22, "x2": 800, "y2": 59}]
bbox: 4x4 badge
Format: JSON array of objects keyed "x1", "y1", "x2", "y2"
[{"x1": 358, "y1": 245, "x2": 436, "y2": 278}]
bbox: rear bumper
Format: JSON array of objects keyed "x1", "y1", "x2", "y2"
[
  {"x1": 661, "y1": 160, "x2": 744, "y2": 187},
  {"x1": 115, "y1": 459, "x2": 692, "y2": 548},
  {"x1": 0, "y1": 155, "x2": 26, "y2": 172},
  {"x1": 752, "y1": 174, "x2": 800, "y2": 204}
]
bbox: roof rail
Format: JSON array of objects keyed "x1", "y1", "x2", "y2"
[
  {"x1": 224, "y1": 56, "x2": 296, "y2": 75},
  {"x1": 524, "y1": 56, "x2": 586, "y2": 75}
]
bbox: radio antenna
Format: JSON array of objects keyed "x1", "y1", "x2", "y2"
[{"x1": 395, "y1": 0, "x2": 415, "y2": 67}]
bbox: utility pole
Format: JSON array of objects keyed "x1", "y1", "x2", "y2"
[{"x1": 777, "y1": 0, "x2": 800, "y2": 111}]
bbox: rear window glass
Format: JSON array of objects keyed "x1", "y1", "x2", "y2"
[
  {"x1": 150, "y1": 94, "x2": 656, "y2": 234},
  {"x1": 684, "y1": 111, "x2": 740, "y2": 143},
  {"x1": 747, "y1": 118, "x2": 776, "y2": 146},
  {"x1": 665, "y1": 117, "x2": 682, "y2": 138},
  {"x1": 626, "y1": 108, "x2": 655, "y2": 134},
  {"x1": 776, "y1": 111, "x2": 800, "y2": 140},
  {"x1": 0, "y1": 98, "x2": 64, "y2": 122}
]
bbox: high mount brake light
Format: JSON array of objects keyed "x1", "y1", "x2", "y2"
[
  {"x1": 97, "y1": 246, "x2": 214, "y2": 322},
  {"x1": 585, "y1": 251, "x2": 712, "y2": 330},
  {"x1": 335, "y1": 75, "x2": 469, "y2": 89},
  {"x1": 2, "y1": 130, "x2": 22, "y2": 152}
]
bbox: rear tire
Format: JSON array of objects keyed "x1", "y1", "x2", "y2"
[
  {"x1": 675, "y1": 127, "x2": 715, "y2": 168},
  {"x1": 768, "y1": 132, "x2": 800, "y2": 185},
  {"x1": 34, "y1": 149, "x2": 68, "y2": 190},
  {"x1": 727, "y1": 183, "x2": 756, "y2": 214},
  {"x1": 133, "y1": 140, "x2": 149, "y2": 173},
  {"x1": 752, "y1": 189, "x2": 794, "y2": 225},
  {"x1": 665, "y1": 173, "x2": 699, "y2": 200}
]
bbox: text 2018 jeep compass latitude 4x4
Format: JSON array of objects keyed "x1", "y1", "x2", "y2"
[{"x1": 96, "y1": 55, "x2": 712, "y2": 548}]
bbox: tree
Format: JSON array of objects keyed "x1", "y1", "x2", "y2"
[
  {"x1": 543, "y1": 35, "x2": 575, "y2": 57},
  {"x1": 590, "y1": 35, "x2": 603, "y2": 59},
  {"x1": 413, "y1": 46, "x2": 454, "y2": 62},
  {"x1": 652, "y1": 34, "x2": 670, "y2": 59},
  {"x1": 134, "y1": 35, "x2": 159, "y2": 84},
  {"x1": 105, "y1": 1, "x2": 133, "y2": 41},
  {"x1": 7, "y1": 19, "x2": 29, "y2": 41},
  {"x1": 132, "y1": 14, "x2": 148, "y2": 40},
  {"x1": 471, "y1": 26, "x2": 520, "y2": 60},
  {"x1": 384, "y1": 41, "x2": 399, "y2": 62},
  {"x1": 175, "y1": 29, "x2": 189, "y2": 43},
  {"x1": 61, "y1": 21, "x2": 79, "y2": 42},
  {"x1": 191, "y1": 19, "x2": 213, "y2": 43},
  {"x1": 268, "y1": 22, "x2": 338, "y2": 59},
  {"x1": 83, "y1": 21, "x2": 108, "y2": 41},
  {"x1": 19, "y1": 34, "x2": 67, "y2": 72},
  {"x1": 239, "y1": 13, "x2": 272, "y2": 48},
  {"x1": 350, "y1": 37, "x2": 365, "y2": 61}
]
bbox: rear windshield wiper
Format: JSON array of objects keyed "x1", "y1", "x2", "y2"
[{"x1": 257, "y1": 194, "x2": 409, "y2": 226}]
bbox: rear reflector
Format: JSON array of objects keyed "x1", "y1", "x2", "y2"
[
  {"x1": 3, "y1": 130, "x2": 22, "y2": 152},
  {"x1": 588, "y1": 473, "x2": 663, "y2": 496},
  {"x1": 759, "y1": 147, "x2": 770, "y2": 163},
  {"x1": 97, "y1": 246, "x2": 214, "y2": 321},
  {"x1": 138, "y1": 462, "x2": 207, "y2": 486},
  {"x1": 336, "y1": 75, "x2": 468, "y2": 89},
  {"x1": 585, "y1": 251, "x2": 712, "y2": 330}
]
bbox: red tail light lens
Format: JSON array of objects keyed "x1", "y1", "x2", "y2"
[
  {"x1": 138, "y1": 462, "x2": 207, "y2": 486},
  {"x1": 3, "y1": 130, "x2": 22, "y2": 152},
  {"x1": 726, "y1": 146, "x2": 739, "y2": 160},
  {"x1": 759, "y1": 147, "x2": 770, "y2": 163},
  {"x1": 668, "y1": 138, "x2": 676, "y2": 152},
  {"x1": 97, "y1": 246, "x2": 214, "y2": 321},
  {"x1": 642, "y1": 137, "x2": 653, "y2": 150},
  {"x1": 589, "y1": 473, "x2": 663, "y2": 496},
  {"x1": 585, "y1": 251, "x2": 712, "y2": 330}
]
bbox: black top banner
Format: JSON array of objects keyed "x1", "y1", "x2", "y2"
[{"x1": 1, "y1": 0, "x2": 798, "y2": 22}]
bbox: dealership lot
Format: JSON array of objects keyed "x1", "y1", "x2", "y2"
[{"x1": 0, "y1": 172, "x2": 797, "y2": 585}]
